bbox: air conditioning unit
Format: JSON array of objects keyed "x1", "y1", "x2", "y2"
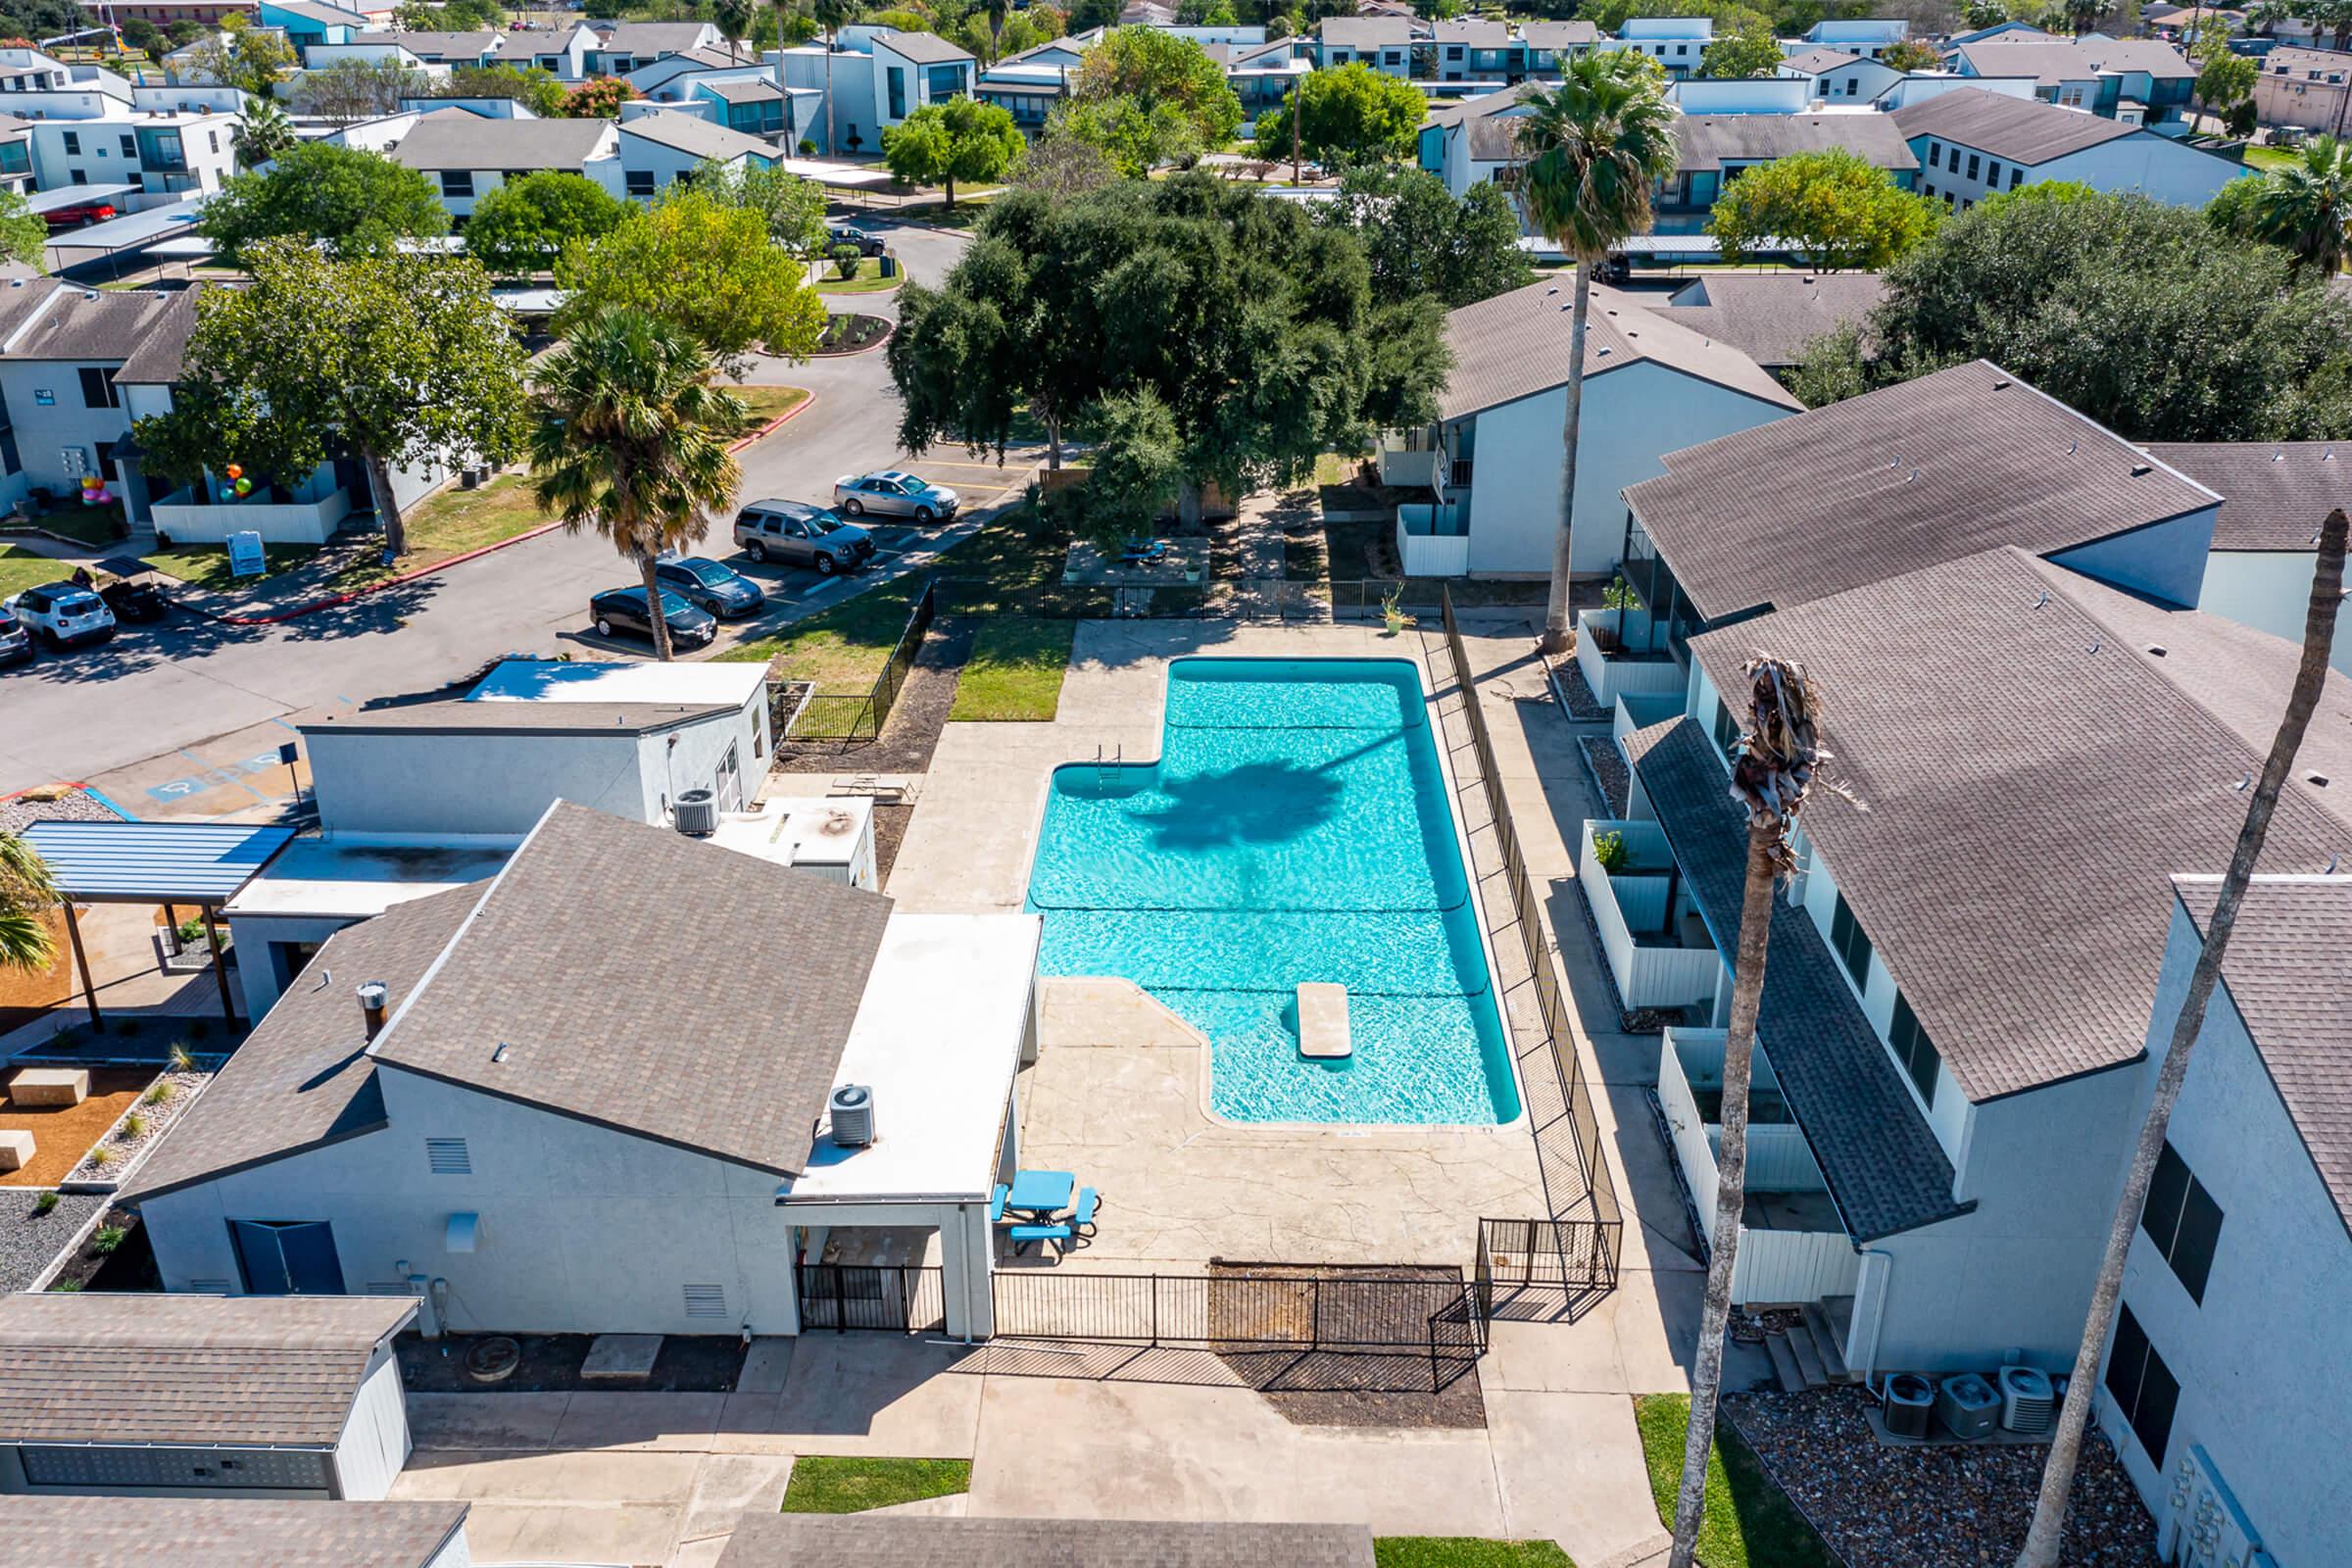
[
  {"x1": 828, "y1": 1084, "x2": 875, "y2": 1147},
  {"x1": 673, "y1": 788, "x2": 717, "y2": 837},
  {"x1": 1997, "y1": 1365, "x2": 2054, "y2": 1434},
  {"x1": 1935, "y1": 1372, "x2": 1999, "y2": 1441}
]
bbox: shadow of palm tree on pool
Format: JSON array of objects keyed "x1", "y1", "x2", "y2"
[{"x1": 1127, "y1": 759, "x2": 1346, "y2": 851}]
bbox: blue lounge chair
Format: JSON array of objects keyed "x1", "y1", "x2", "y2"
[
  {"x1": 1008, "y1": 1221, "x2": 1073, "y2": 1257},
  {"x1": 989, "y1": 1183, "x2": 1009, "y2": 1222},
  {"x1": 1070, "y1": 1187, "x2": 1100, "y2": 1238}
]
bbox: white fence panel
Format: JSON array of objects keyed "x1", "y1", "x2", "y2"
[{"x1": 1732, "y1": 1229, "x2": 1862, "y2": 1306}]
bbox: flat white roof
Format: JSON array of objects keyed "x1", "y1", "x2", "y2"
[
  {"x1": 708, "y1": 797, "x2": 870, "y2": 871},
  {"x1": 467, "y1": 658, "x2": 766, "y2": 708},
  {"x1": 782, "y1": 912, "x2": 1040, "y2": 1203},
  {"x1": 223, "y1": 836, "x2": 512, "y2": 920},
  {"x1": 774, "y1": 156, "x2": 898, "y2": 187}
]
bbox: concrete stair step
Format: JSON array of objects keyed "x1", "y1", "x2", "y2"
[
  {"x1": 1801, "y1": 1301, "x2": 1856, "y2": 1384},
  {"x1": 1763, "y1": 1330, "x2": 1807, "y2": 1395},
  {"x1": 1784, "y1": 1321, "x2": 1830, "y2": 1390},
  {"x1": 1822, "y1": 1293, "x2": 1857, "y2": 1347}
]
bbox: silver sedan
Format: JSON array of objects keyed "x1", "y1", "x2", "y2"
[{"x1": 832, "y1": 469, "x2": 959, "y2": 521}]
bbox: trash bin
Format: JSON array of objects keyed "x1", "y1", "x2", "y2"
[
  {"x1": 1936, "y1": 1372, "x2": 2000, "y2": 1441},
  {"x1": 1883, "y1": 1372, "x2": 1934, "y2": 1439}
]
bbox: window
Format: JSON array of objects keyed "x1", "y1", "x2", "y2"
[
  {"x1": 2104, "y1": 1303, "x2": 2180, "y2": 1469},
  {"x1": 625, "y1": 169, "x2": 656, "y2": 196},
  {"x1": 1888, "y1": 994, "x2": 1939, "y2": 1108},
  {"x1": 120, "y1": 133, "x2": 135, "y2": 158},
  {"x1": 1985, "y1": 159, "x2": 2001, "y2": 183},
  {"x1": 76, "y1": 366, "x2": 119, "y2": 410},
  {"x1": 886, "y1": 64, "x2": 906, "y2": 119},
  {"x1": 61, "y1": 129, "x2": 78, "y2": 155},
  {"x1": 440, "y1": 170, "x2": 473, "y2": 197},
  {"x1": 1923, "y1": 181, "x2": 1936, "y2": 196},
  {"x1": 1927, "y1": 142, "x2": 1939, "y2": 168},
  {"x1": 1829, "y1": 891, "x2": 1872, "y2": 984},
  {"x1": 1711, "y1": 696, "x2": 1740, "y2": 759},
  {"x1": 425, "y1": 1137, "x2": 472, "y2": 1175},
  {"x1": 1966, "y1": 153, "x2": 1980, "y2": 179},
  {"x1": 69, "y1": 168, "x2": 84, "y2": 185},
  {"x1": 2140, "y1": 1140, "x2": 2224, "y2": 1303},
  {"x1": 2010, "y1": 167, "x2": 2023, "y2": 189}
]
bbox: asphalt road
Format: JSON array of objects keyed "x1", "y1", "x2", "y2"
[{"x1": 0, "y1": 218, "x2": 1030, "y2": 806}]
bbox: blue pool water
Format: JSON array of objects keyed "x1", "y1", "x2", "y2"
[{"x1": 1025, "y1": 659, "x2": 1520, "y2": 1125}]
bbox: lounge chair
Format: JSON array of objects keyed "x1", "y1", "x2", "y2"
[
  {"x1": 1008, "y1": 1221, "x2": 1073, "y2": 1257},
  {"x1": 1070, "y1": 1187, "x2": 1100, "y2": 1238}
]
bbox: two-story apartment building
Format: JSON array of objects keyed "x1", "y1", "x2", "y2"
[
  {"x1": 1310, "y1": 17, "x2": 1414, "y2": 77},
  {"x1": 1949, "y1": 34, "x2": 2196, "y2": 123},
  {"x1": 777, "y1": 26, "x2": 974, "y2": 155},
  {"x1": 386, "y1": 109, "x2": 618, "y2": 218},
  {"x1": 1429, "y1": 19, "x2": 1516, "y2": 82},
  {"x1": 1892, "y1": 87, "x2": 2245, "y2": 210},
  {"x1": 582, "y1": 20, "x2": 723, "y2": 78},
  {"x1": 1776, "y1": 47, "x2": 1902, "y2": 105},
  {"x1": 1617, "y1": 17, "x2": 1713, "y2": 78},
  {"x1": 1654, "y1": 110, "x2": 1919, "y2": 232},
  {"x1": 2251, "y1": 43, "x2": 2352, "y2": 131},
  {"x1": 2091, "y1": 875, "x2": 2352, "y2": 1568},
  {"x1": 1790, "y1": 18, "x2": 1909, "y2": 60}
]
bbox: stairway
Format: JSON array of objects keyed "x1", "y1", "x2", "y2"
[{"x1": 1765, "y1": 1296, "x2": 1864, "y2": 1394}]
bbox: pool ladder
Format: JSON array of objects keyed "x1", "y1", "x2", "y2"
[{"x1": 1095, "y1": 743, "x2": 1121, "y2": 791}]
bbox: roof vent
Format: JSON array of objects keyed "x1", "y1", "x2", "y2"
[
  {"x1": 829, "y1": 1083, "x2": 876, "y2": 1147},
  {"x1": 2307, "y1": 772, "x2": 2331, "y2": 788},
  {"x1": 2067, "y1": 437, "x2": 2080, "y2": 456},
  {"x1": 674, "y1": 788, "x2": 717, "y2": 836},
  {"x1": 359, "y1": 980, "x2": 389, "y2": 1040},
  {"x1": 2130, "y1": 462, "x2": 2151, "y2": 476},
  {"x1": 2145, "y1": 644, "x2": 2166, "y2": 658}
]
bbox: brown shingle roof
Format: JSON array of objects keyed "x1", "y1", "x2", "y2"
[
  {"x1": 2177, "y1": 875, "x2": 2352, "y2": 1233},
  {"x1": 874, "y1": 27, "x2": 974, "y2": 64},
  {"x1": 1521, "y1": 20, "x2": 1601, "y2": 47},
  {"x1": 1659, "y1": 270, "x2": 1886, "y2": 369},
  {"x1": 1688, "y1": 547, "x2": 2352, "y2": 1102},
  {"x1": 1891, "y1": 86, "x2": 2139, "y2": 165},
  {"x1": 1319, "y1": 16, "x2": 1413, "y2": 49},
  {"x1": 122, "y1": 884, "x2": 482, "y2": 1202},
  {"x1": 716, "y1": 1516, "x2": 1378, "y2": 1568},
  {"x1": 1955, "y1": 36, "x2": 2193, "y2": 85},
  {"x1": 370, "y1": 803, "x2": 892, "y2": 1174},
  {"x1": 2140, "y1": 441, "x2": 2352, "y2": 552},
  {"x1": 0, "y1": 1295, "x2": 415, "y2": 1446},
  {"x1": 617, "y1": 110, "x2": 779, "y2": 162},
  {"x1": 0, "y1": 1497, "x2": 469, "y2": 1568},
  {"x1": 0, "y1": 281, "x2": 197, "y2": 366},
  {"x1": 387, "y1": 107, "x2": 613, "y2": 172},
  {"x1": 1667, "y1": 112, "x2": 1920, "y2": 174},
  {"x1": 1624, "y1": 361, "x2": 2221, "y2": 621},
  {"x1": 1440, "y1": 276, "x2": 1799, "y2": 421}
]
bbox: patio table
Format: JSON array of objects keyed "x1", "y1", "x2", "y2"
[{"x1": 1004, "y1": 1168, "x2": 1075, "y2": 1221}]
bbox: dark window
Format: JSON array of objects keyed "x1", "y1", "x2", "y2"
[
  {"x1": 2139, "y1": 1141, "x2": 2224, "y2": 1304},
  {"x1": 1830, "y1": 892, "x2": 1872, "y2": 984},
  {"x1": 2010, "y1": 167, "x2": 2023, "y2": 188},
  {"x1": 440, "y1": 170, "x2": 473, "y2": 197},
  {"x1": 76, "y1": 366, "x2": 119, "y2": 410},
  {"x1": 2104, "y1": 1303, "x2": 2180, "y2": 1469},
  {"x1": 68, "y1": 168, "x2": 84, "y2": 184},
  {"x1": 886, "y1": 65, "x2": 906, "y2": 119},
  {"x1": 625, "y1": 169, "x2": 656, "y2": 196},
  {"x1": 61, "y1": 129, "x2": 79, "y2": 155},
  {"x1": 1888, "y1": 993, "x2": 1939, "y2": 1107},
  {"x1": 1985, "y1": 159, "x2": 2001, "y2": 183},
  {"x1": 1927, "y1": 142, "x2": 1939, "y2": 168},
  {"x1": 120, "y1": 133, "x2": 135, "y2": 158},
  {"x1": 1711, "y1": 697, "x2": 1740, "y2": 759},
  {"x1": 1966, "y1": 153, "x2": 1981, "y2": 179}
]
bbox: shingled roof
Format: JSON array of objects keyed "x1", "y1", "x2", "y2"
[
  {"x1": 1658, "y1": 270, "x2": 1886, "y2": 370},
  {"x1": 0, "y1": 1497, "x2": 470, "y2": 1568},
  {"x1": 1686, "y1": 547, "x2": 2352, "y2": 1102},
  {"x1": 1891, "y1": 86, "x2": 2141, "y2": 165},
  {"x1": 0, "y1": 1295, "x2": 414, "y2": 1446},
  {"x1": 716, "y1": 1515, "x2": 1378, "y2": 1568},
  {"x1": 1440, "y1": 276, "x2": 1798, "y2": 422},
  {"x1": 1623, "y1": 716, "x2": 1969, "y2": 1241},
  {"x1": 1623, "y1": 360, "x2": 2221, "y2": 622},
  {"x1": 2176, "y1": 875, "x2": 2352, "y2": 1235},
  {"x1": 1667, "y1": 112, "x2": 1919, "y2": 174},
  {"x1": 2140, "y1": 441, "x2": 2352, "y2": 552}
]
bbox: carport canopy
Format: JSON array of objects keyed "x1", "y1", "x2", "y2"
[{"x1": 19, "y1": 819, "x2": 296, "y2": 1025}]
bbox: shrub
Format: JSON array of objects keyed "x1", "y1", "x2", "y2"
[
  {"x1": 174, "y1": 916, "x2": 207, "y2": 943},
  {"x1": 169, "y1": 1041, "x2": 197, "y2": 1070},
  {"x1": 1592, "y1": 829, "x2": 1628, "y2": 873},
  {"x1": 33, "y1": 1191, "x2": 58, "y2": 1215},
  {"x1": 830, "y1": 244, "x2": 862, "y2": 279},
  {"x1": 49, "y1": 1280, "x2": 83, "y2": 1292},
  {"x1": 120, "y1": 1113, "x2": 146, "y2": 1141},
  {"x1": 91, "y1": 1225, "x2": 127, "y2": 1254},
  {"x1": 87, "y1": 1145, "x2": 115, "y2": 1168},
  {"x1": 143, "y1": 1080, "x2": 176, "y2": 1106},
  {"x1": 799, "y1": 137, "x2": 817, "y2": 155}
]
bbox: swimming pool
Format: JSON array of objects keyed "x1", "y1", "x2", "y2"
[{"x1": 1025, "y1": 658, "x2": 1521, "y2": 1126}]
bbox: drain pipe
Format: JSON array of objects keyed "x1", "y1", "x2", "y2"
[{"x1": 1849, "y1": 1248, "x2": 1894, "y2": 1389}]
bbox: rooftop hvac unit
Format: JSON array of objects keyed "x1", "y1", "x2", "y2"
[
  {"x1": 1936, "y1": 1372, "x2": 2000, "y2": 1441},
  {"x1": 1997, "y1": 1366, "x2": 2055, "y2": 1434},
  {"x1": 1882, "y1": 1372, "x2": 1934, "y2": 1439},
  {"x1": 674, "y1": 788, "x2": 717, "y2": 837},
  {"x1": 829, "y1": 1084, "x2": 875, "y2": 1147}
]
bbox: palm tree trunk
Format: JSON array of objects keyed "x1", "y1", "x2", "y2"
[
  {"x1": 1540, "y1": 262, "x2": 1592, "y2": 655},
  {"x1": 639, "y1": 550, "x2": 676, "y2": 662},
  {"x1": 1669, "y1": 814, "x2": 1777, "y2": 1568},
  {"x1": 823, "y1": 34, "x2": 836, "y2": 156},
  {"x1": 1045, "y1": 408, "x2": 1062, "y2": 471},
  {"x1": 365, "y1": 452, "x2": 406, "y2": 560},
  {"x1": 2013, "y1": 507, "x2": 2347, "y2": 1568}
]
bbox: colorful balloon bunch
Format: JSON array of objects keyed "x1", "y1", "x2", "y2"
[
  {"x1": 78, "y1": 472, "x2": 112, "y2": 506},
  {"x1": 216, "y1": 461, "x2": 253, "y2": 503}
]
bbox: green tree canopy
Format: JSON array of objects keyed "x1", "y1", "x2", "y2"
[
  {"x1": 0, "y1": 833, "x2": 56, "y2": 974},
  {"x1": 179, "y1": 26, "x2": 294, "y2": 95},
  {"x1": 1069, "y1": 25, "x2": 1243, "y2": 153},
  {"x1": 136, "y1": 243, "x2": 530, "y2": 557},
  {"x1": 1252, "y1": 60, "x2": 1425, "y2": 168},
  {"x1": 230, "y1": 96, "x2": 297, "y2": 169},
  {"x1": 1047, "y1": 94, "x2": 1203, "y2": 177},
  {"x1": 1803, "y1": 185, "x2": 2352, "y2": 439},
  {"x1": 563, "y1": 75, "x2": 637, "y2": 117},
  {"x1": 1880, "y1": 38, "x2": 1943, "y2": 72},
  {"x1": 688, "y1": 160, "x2": 832, "y2": 255},
  {"x1": 464, "y1": 171, "x2": 630, "y2": 279},
  {"x1": 198, "y1": 142, "x2": 449, "y2": 267},
  {"x1": 1315, "y1": 165, "x2": 1533, "y2": 307},
  {"x1": 556, "y1": 188, "x2": 827, "y2": 374},
  {"x1": 0, "y1": 187, "x2": 46, "y2": 270},
  {"x1": 2245, "y1": 133, "x2": 2352, "y2": 277},
  {"x1": 1698, "y1": 23, "x2": 1785, "y2": 78},
  {"x1": 887, "y1": 173, "x2": 1449, "y2": 535},
  {"x1": 445, "y1": 63, "x2": 569, "y2": 117},
  {"x1": 1708, "y1": 148, "x2": 1943, "y2": 270},
  {"x1": 882, "y1": 95, "x2": 1024, "y2": 207},
  {"x1": 290, "y1": 56, "x2": 427, "y2": 121}
]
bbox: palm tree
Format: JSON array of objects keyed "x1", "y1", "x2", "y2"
[
  {"x1": 1668, "y1": 657, "x2": 1825, "y2": 1568},
  {"x1": 0, "y1": 832, "x2": 58, "y2": 973},
  {"x1": 715, "y1": 0, "x2": 754, "y2": 63},
  {"x1": 2250, "y1": 134, "x2": 2352, "y2": 277},
  {"x1": 2013, "y1": 508, "x2": 2348, "y2": 1568},
  {"x1": 813, "y1": 0, "x2": 860, "y2": 155},
  {"x1": 231, "y1": 96, "x2": 296, "y2": 170},
  {"x1": 530, "y1": 308, "x2": 748, "y2": 662},
  {"x1": 1510, "y1": 52, "x2": 1678, "y2": 656},
  {"x1": 983, "y1": 0, "x2": 1009, "y2": 61}
]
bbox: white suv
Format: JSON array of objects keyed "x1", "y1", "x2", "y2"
[{"x1": 6, "y1": 580, "x2": 117, "y2": 649}]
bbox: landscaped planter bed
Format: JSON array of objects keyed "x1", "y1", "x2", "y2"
[{"x1": 0, "y1": 1190, "x2": 107, "y2": 1292}]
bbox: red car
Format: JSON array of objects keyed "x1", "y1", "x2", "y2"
[{"x1": 42, "y1": 200, "x2": 118, "y2": 231}]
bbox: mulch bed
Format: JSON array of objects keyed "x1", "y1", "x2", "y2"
[
  {"x1": 396, "y1": 1331, "x2": 750, "y2": 1394},
  {"x1": 776, "y1": 618, "x2": 975, "y2": 775},
  {"x1": 872, "y1": 803, "x2": 913, "y2": 886},
  {"x1": 1724, "y1": 1388, "x2": 2159, "y2": 1568},
  {"x1": 1549, "y1": 656, "x2": 1611, "y2": 721},
  {"x1": 1580, "y1": 734, "x2": 1630, "y2": 817},
  {"x1": 813, "y1": 313, "x2": 891, "y2": 355},
  {"x1": 42, "y1": 1205, "x2": 159, "y2": 1293},
  {"x1": 1206, "y1": 1263, "x2": 1487, "y2": 1431}
]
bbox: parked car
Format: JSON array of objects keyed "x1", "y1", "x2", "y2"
[
  {"x1": 41, "y1": 199, "x2": 118, "y2": 231},
  {"x1": 653, "y1": 556, "x2": 766, "y2": 617},
  {"x1": 828, "y1": 223, "x2": 886, "y2": 257},
  {"x1": 588, "y1": 586, "x2": 716, "y2": 649},
  {"x1": 833, "y1": 470, "x2": 958, "y2": 521},
  {"x1": 0, "y1": 607, "x2": 31, "y2": 667},
  {"x1": 97, "y1": 570, "x2": 171, "y2": 624},
  {"x1": 733, "y1": 499, "x2": 875, "y2": 574},
  {"x1": 5, "y1": 581, "x2": 116, "y2": 648}
]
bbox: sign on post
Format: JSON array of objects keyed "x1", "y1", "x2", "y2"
[{"x1": 226, "y1": 530, "x2": 267, "y2": 579}]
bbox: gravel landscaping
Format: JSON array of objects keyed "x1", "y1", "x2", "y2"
[
  {"x1": 1723, "y1": 1388, "x2": 2159, "y2": 1568},
  {"x1": 1581, "y1": 734, "x2": 1630, "y2": 816},
  {"x1": 1, "y1": 786, "x2": 121, "y2": 835},
  {"x1": 0, "y1": 1189, "x2": 106, "y2": 1292},
  {"x1": 59, "y1": 1068, "x2": 210, "y2": 1186}
]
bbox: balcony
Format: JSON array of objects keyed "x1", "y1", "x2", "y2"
[
  {"x1": 1575, "y1": 607, "x2": 1686, "y2": 708},
  {"x1": 1376, "y1": 437, "x2": 1442, "y2": 491},
  {"x1": 1578, "y1": 817, "x2": 1722, "y2": 1015},
  {"x1": 1657, "y1": 1027, "x2": 1859, "y2": 1308},
  {"x1": 1396, "y1": 502, "x2": 1469, "y2": 577}
]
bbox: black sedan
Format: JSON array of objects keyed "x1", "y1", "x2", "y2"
[
  {"x1": 588, "y1": 586, "x2": 717, "y2": 650},
  {"x1": 654, "y1": 556, "x2": 766, "y2": 618}
]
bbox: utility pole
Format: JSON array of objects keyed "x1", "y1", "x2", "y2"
[{"x1": 1291, "y1": 81, "x2": 1301, "y2": 185}]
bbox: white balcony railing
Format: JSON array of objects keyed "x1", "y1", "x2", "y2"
[
  {"x1": 150, "y1": 487, "x2": 353, "y2": 547},
  {"x1": 1377, "y1": 440, "x2": 1442, "y2": 490},
  {"x1": 1575, "y1": 608, "x2": 1686, "y2": 708},
  {"x1": 1396, "y1": 505, "x2": 1470, "y2": 577},
  {"x1": 1579, "y1": 818, "x2": 1722, "y2": 1013}
]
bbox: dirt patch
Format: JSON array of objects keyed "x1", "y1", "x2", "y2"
[
  {"x1": 872, "y1": 802, "x2": 913, "y2": 886},
  {"x1": 1206, "y1": 1263, "x2": 1487, "y2": 1431},
  {"x1": 0, "y1": 1068, "x2": 153, "y2": 1187},
  {"x1": 777, "y1": 618, "x2": 973, "y2": 775},
  {"x1": 43, "y1": 1205, "x2": 160, "y2": 1293},
  {"x1": 396, "y1": 1331, "x2": 750, "y2": 1394}
]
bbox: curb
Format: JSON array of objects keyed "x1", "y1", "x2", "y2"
[
  {"x1": 184, "y1": 395, "x2": 819, "y2": 628},
  {"x1": 809, "y1": 319, "x2": 894, "y2": 358},
  {"x1": 0, "y1": 781, "x2": 137, "y2": 820}
]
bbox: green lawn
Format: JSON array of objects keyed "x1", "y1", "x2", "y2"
[
  {"x1": 142, "y1": 541, "x2": 322, "y2": 591},
  {"x1": 728, "y1": 385, "x2": 810, "y2": 427},
  {"x1": 779, "y1": 1456, "x2": 971, "y2": 1514},
  {"x1": 1374, "y1": 1542, "x2": 1574, "y2": 1568},
  {"x1": 1632, "y1": 1396, "x2": 1835, "y2": 1568},
  {"x1": 9, "y1": 501, "x2": 123, "y2": 548},
  {"x1": 949, "y1": 615, "x2": 1073, "y2": 720},
  {"x1": 815, "y1": 258, "x2": 905, "y2": 294},
  {"x1": 2242, "y1": 144, "x2": 2297, "y2": 171},
  {"x1": 0, "y1": 544, "x2": 68, "y2": 599}
]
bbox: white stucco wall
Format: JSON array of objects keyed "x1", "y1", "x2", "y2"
[
  {"x1": 2198, "y1": 549, "x2": 2350, "y2": 674},
  {"x1": 303, "y1": 728, "x2": 647, "y2": 838},
  {"x1": 331, "y1": 1351, "x2": 412, "y2": 1501},
  {"x1": 1455, "y1": 361, "x2": 1797, "y2": 579},
  {"x1": 225, "y1": 911, "x2": 370, "y2": 1021},
  {"x1": 2093, "y1": 904, "x2": 2352, "y2": 1568}
]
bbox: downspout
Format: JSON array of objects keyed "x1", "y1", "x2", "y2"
[{"x1": 1849, "y1": 1246, "x2": 1894, "y2": 1387}]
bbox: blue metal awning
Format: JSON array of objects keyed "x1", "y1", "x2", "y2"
[{"x1": 19, "y1": 819, "x2": 297, "y2": 906}]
